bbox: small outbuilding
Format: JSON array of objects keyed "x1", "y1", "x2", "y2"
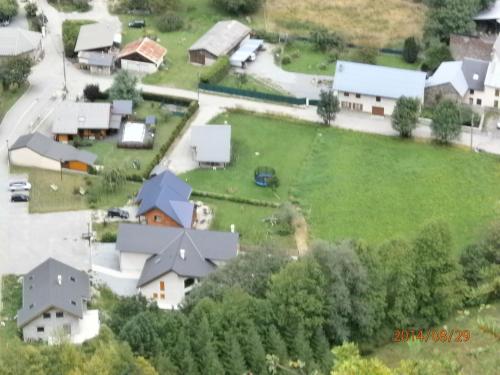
[
  {"x1": 189, "y1": 20, "x2": 251, "y2": 65},
  {"x1": 117, "y1": 37, "x2": 167, "y2": 73},
  {"x1": 190, "y1": 125, "x2": 231, "y2": 168},
  {"x1": 9, "y1": 132, "x2": 97, "y2": 173},
  {"x1": 74, "y1": 22, "x2": 121, "y2": 54},
  {"x1": 229, "y1": 39, "x2": 263, "y2": 68}
]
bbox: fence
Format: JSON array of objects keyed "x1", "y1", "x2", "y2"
[{"x1": 199, "y1": 83, "x2": 311, "y2": 105}]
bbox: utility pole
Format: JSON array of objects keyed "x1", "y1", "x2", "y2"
[
  {"x1": 197, "y1": 72, "x2": 201, "y2": 101},
  {"x1": 60, "y1": 159, "x2": 63, "y2": 181},
  {"x1": 470, "y1": 112, "x2": 474, "y2": 150}
]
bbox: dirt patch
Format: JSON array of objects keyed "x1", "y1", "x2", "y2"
[
  {"x1": 293, "y1": 209, "x2": 309, "y2": 256},
  {"x1": 266, "y1": 0, "x2": 427, "y2": 47}
]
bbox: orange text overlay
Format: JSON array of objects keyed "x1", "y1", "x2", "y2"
[{"x1": 392, "y1": 329, "x2": 471, "y2": 343}]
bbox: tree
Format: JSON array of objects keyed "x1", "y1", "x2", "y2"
[
  {"x1": 101, "y1": 168, "x2": 126, "y2": 193},
  {"x1": 156, "y1": 12, "x2": 183, "y2": 33},
  {"x1": 0, "y1": 0, "x2": 18, "y2": 20},
  {"x1": 118, "y1": 312, "x2": 162, "y2": 358},
  {"x1": 212, "y1": 0, "x2": 262, "y2": 15},
  {"x1": 109, "y1": 70, "x2": 142, "y2": 105},
  {"x1": 310, "y1": 28, "x2": 346, "y2": 52},
  {"x1": 83, "y1": 84, "x2": 103, "y2": 102},
  {"x1": 316, "y1": 89, "x2": 340, "y2": 126},
  {"x1": 240, "y1": 323, "x2": 267, "y2": 374},
  {"x1": 266, "y1": 325, "x2": 289, "y2": 363},
  {"x1": 311, "y1": 327, "x2": 333, "y2": 374},
  {"x1": 0, "y1": 56, "x2": 32, "y2": 90},
  {"x1": 221, "y1": 332, "x2": 247, "y2": 375},
  {"x1": 402, "y1": 37, "x2": 420, "y2": 64},
  {"x1": 391, "y1": 96, "x2": 421, "y2": 138},
  {"x1": 290, "y1": 323, "x2": 315, "y2": 371},
  {"x1": 190, "y1": 316, "x2": 224, "y2": 375},
  {"x1": 24, "y1": 2, "x2": 37, "y2": 18},
  {"x1": 412, "y1": 221, "x2": 463, "y2": 326},
  {"x1": 430, "y1": 99, "x2": 462, "y2": 144},
  {"x1": 108, "y1": 292, "x2": 153, "y2": 334},
  {"x1": 421, "y1": 40, "x2": 452, "y2": 72},
  {"x1": 351, "y1": 46, "x2": 379, "y2": 64}
]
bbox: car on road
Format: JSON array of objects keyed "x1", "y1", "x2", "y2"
[
  {"x1": 107, "y1": 208, "x2": 129, "y2": 219},
  {"x1": 8, "y1": 181, "x2": 31, "y2": 192},
  {"x1": 128, "y1": 20, "x2": 145, "y2": 28},
  {"x1": 11, "y1": 193, "x2": 29, "y2": 202}
]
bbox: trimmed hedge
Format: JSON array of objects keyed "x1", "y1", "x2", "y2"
[
  {"x1": 191, "y1": 189, "x2": 280, "y2": 208},
  {"x1": 200, "y1": 56, "x2": 230, "y2": 84},
  {"x1": 144, "y1": 99, "x2": 199, "y2": 178},
  {"x1": 141, "y1": 92, "x2": 192, "y2": 106}
]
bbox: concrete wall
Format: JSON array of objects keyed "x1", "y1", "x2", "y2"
[
  {"x1": 425, "y1": 84, "x2": 462, "y2": 107},
  {"x1": 139, "y1": 272, "x2": 198, "y2": 309},
  {"x1": 121, "y1": 59, "x2": 158, "y2": 73},
  {"x1": 22, "y1": 308, "x2": 81, "y2": 343},
  {"x1": 120, "y1": 252, "x2": 150, "y2": 273},
  {"x1": 336, "y1": 91, "x2": 399, "y2": 116},
  {"x1": 10, "y1": 148, "x2": 61, "y2": 171}
]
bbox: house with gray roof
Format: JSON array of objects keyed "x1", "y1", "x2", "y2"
[
  {"x1": 332, "y1": 60, "x2": 426, "y2": 116},
  {"x1": 52, "y1": 102, "x2": 112, "y2": 142},
  {"x1": 474, "y1": 0, "x2": 500, "y2": 33},
  {"x1": 425, "y1": 58, "x2": 490, "y2": 107},
  {"x1": 77, "y1": 51, "x2": 114, "y2": 75},
  {"x1": 74, "y1": 22, "x2": 121, "y2": 53},
  {"x1": 9, "y1": 132, "x2": 97, "y2": 173},
  {"x1": 0, "y1": 28, "x2": 43, "y2": 62},
  {"x1": 116, "y1": 223, "x2": 239, "y2": 309},
  {"x1": 189, "y1": 20, "x2": 251, "y2": 65},
  {"x1": 17, "y1": 258, "x2": 100, "y2": 344},
  {"x1": 135, "y1": 170, "x2": 196, "y2": 228},
  {"x1": 190, "y1": 124, "x2": 231, "y2": 167}
]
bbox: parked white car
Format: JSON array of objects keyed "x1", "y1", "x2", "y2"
[{"x1": 8, "y1": 181, "x2": 31, "y2": 192}]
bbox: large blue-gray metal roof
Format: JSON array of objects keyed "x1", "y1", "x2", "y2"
[{"x1": 333, "y1": 60, "x2": 426, "y2": 100}]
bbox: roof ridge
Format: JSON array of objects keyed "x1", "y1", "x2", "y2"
[{"x1": 184, "y1": 230, "x2": 205, "y2": 260}]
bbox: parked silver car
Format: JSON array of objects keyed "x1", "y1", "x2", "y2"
[{"x1": 8, "y1": 181, "x2": 31, "y2": 192}]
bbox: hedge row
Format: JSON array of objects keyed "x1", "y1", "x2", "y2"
[
  {"x1": 141, "y1": 92, "x2": 193, "y2": 107},
  {"x1": 200, "y1": 56, "x2": 230, "y2": 84},
  {"x1": 143, "y1": 100, "x2": 200, "y2": 178},
  {"x1": 191, "y1": 189, "x2": 280, "y2": 208}
]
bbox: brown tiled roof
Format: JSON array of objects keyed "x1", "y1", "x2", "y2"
[
  {"x1": 450, "y1": 34, "x2": 494, "y2": 61},
  {"x1": 118, "y1": 37, "x2": 167, "y2": 65}
]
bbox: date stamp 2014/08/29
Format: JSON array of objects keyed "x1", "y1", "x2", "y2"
[{"x1": 393, "y1": 329, "x2": 471, "y2": 343}]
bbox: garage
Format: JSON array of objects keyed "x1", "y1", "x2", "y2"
[{"x1": 372, "y1": 106, "x2": 385, "y2": 116}]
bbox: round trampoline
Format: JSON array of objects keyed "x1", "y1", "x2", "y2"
[{"x1": 254, "y1": 166, "x2": 277, "y2": 187}]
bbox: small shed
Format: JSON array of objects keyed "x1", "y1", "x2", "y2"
[
  {"x1": 77, "y1": 51, "x2": 114, "y2": 75},
  {"x1": 117, "y1": 37, "x2": 167, "y2": 73},
  {"x1": 230, "y1": 39, "x2": 263, "y2": 68},
  {"x1": 119, "y1": 122, "x2": 153, "y2": 149},
  {"x1": 190, "y1": 125, "x2": 231, "y2": 168}
]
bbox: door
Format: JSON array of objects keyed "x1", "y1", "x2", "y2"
[{"x1": 372, "y1": 106, "x2": 385, "y2": 116}]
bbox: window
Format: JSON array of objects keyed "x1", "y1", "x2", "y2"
[
  {"x1": 469, "y1": 98, "x2": 474, "y2": 105},
  {"x1": 70, "y1": 276, "x2": 76, "y2": 282},
  {"x1": 184, "y1": 278, "x2": 195, "y2": 289},
  {"x1": 43, "y1": 312, "x2": 51, "y2": 319},
  {"x1": 355, "y1": 93, "x2": 361, "y2": 98},
  {"x1": 477, "y1": 98, "x2": 482, "y2": 106},
  {"x1": 495, "y1": 100, "x2": 499, "y2": 108},
  {"x1": 153, "y1": 293, "x2": 158, "y2": 299},
  {"x1": 343, "y1": 92, "x2": 349, "y2": 97},
  {"x1": 28, "y1": 275, "x2": 33, "y2": 281},
  {"x1": 56, "y1": 311, "x2": 64, "y2": 318},
  {"x1": 154, "y1": 215, "x2": 162, "y2": 223},
  {"x1": 160, "y1": 293, "x2": 165, "y2": 299},
  {"x1": 496, "y1": 89, "x2": 500, "y2": 97},
  {"x1": 470, "y1": 89, "x2": 475, "y2": 95},
  {"x1": 160, "y1": 281, "x2": 165, "y2": 291},
  {"x1": 29, "y1": 303, "x2": 34, "y2": 309},
  {"x1": 70, "y1": 300, "x2": 76, "y2": 306},
  {"x1": 37, "y1": 326, "x2": 44, "y2": 333},
  {"x1": 376, "y1": 96, "x2": 381, "y2": 102}
]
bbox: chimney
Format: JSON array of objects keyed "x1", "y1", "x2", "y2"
[
  {"x1": 180, "y1": 249, "x2": 186, "y2": 260},
  {"x1": 57, "y1": 275, "x2": 62, "y2": 285}
]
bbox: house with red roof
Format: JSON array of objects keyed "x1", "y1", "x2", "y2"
[{"x1": 117, "y1": 37, "x2": 167, "y2": 73}]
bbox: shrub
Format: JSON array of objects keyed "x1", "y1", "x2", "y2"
[
  {"x1": 156, "y1": 12, "x2": 183, "y2": 32},
  {"x1": 212, "y1": 0, "x2": 262, "y2": 15},
  {"x1": 351, "y1": 47, "x2": 378, "y2": 65},
  {"x1": 421, "y1": 41, "x2": 452, "y2": 72},
  {"x1": 253, "y1": 29, "x2": 280, "y2": 43},
  {"x1": 83, "y1": 84, "x2": 102, "y2": 102},
  {"x1": 402, "y1": 37, "x2": 420, "y2": 64},
  {"x1": 430, "y1": 100, "x2": 462, "y2": 144},
  {"x1": 101, "y1": 232, "x2": 117, "y2": 243},
  {"x1": 72, "y1": 187, "x2": 81, "y2": 195},
  {"x1": 24, "y1": 2, "x2": 37, "y2": 17},
  {"x1": 199, "y1": 56, "x2": 230, "y2": 84},
  {"x1": 274, "y1": 202, "x2": 297, "y2": 236},
  {"x1": 291, "y1": 50, "x2": 301, "y2": 59},
  {"x1": 281, "y1": 55, "x2": 292, "y2": 65},
  {"x1": 310, "y1": 28, "x2": 346, "y2": 52}
]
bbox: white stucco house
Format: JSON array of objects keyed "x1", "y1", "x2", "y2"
[
  {"x1": 116, "y1": 223, "x2": 239, "y2": 309},
  {"x1": 17, "y1": 258, "x2": 100, "y2": 344},
  {"x1": 332, "y1": 60, "x2": 427, "y2": 116}
]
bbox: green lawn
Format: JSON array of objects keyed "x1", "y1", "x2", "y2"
[
  {"x1": 282, "y1": 41, "x2": 420, "y2": 75},
  {"x1": 0, "y1": 85, "x2": 27, "y2": 122},
  {"x1": 83, "y1": 101, "x2": 180, "y2": 173},
  {"x1": 119, "y1": 0, "x2": 264, "y2": 89},
  {"x1": 201, "y1": 198, "x2": 295, "y2": 251},
  {"x1": 372, "y1": 303, "x2": 500, "y2": 374},
  {"x1": 93, "y1": 221, "x2": 121, "y2": 241},
  {"x1": 12, "y1": 167, "x2": 141, "y2": 213},
  {"x1": 183, "y1": 111, "x2": 500, "y2": 250},
  {"x1": 219, "y1": 73, "x2": 287, "y2": 95}
]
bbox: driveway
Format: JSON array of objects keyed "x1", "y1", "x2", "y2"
[{"x1": 242, "y1": 44, "x2": 332, "y2": 100}]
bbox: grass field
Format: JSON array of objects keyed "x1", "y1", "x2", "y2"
[
  {"x1": 11, "y1": 167, "x2": 141, "y2": 213},
  {"x1": 267, "y1": 0, "x2": 427, "y2": 47},
  {"x1": 83, "y1": 101, "x2": 180, "y2": 173},
  {"x1": 183, "y1": 111, "x2": 500, "y2": 250},
  {"x1": 373, "y1": 303, "x2": 500, "y2": 374},
  {"x1": 0, "y1": 86, "x2": 27, "y2": 122},
  {"x1": 219, "y1": 73, "x2": 287, "y2": 95}
]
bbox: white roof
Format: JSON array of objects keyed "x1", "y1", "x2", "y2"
[
  {"x1": 230, "y1": 39, "x2": 263, "y2": 63},
  {"x1": 474, "y1": 0, "x2": 500, "y2": 20},
  {"x1": 333, "y1": 60, "x2": 426, "y2": 100},
  {"x1": 122, "y1": 122, "x2": 146, "y2": 143},
  {"x1": 0, "y1": 28, "x2": 42, "y2": 56},
  {"x1": 191, "y1": 125, "x2": 231, "y2": 163},
  {"x1": 74, "y1": 23, "x2": 119, "y2": 52},
  {"x1": 426, "y1": 61, "x2": 469, "y2": 96},
  {"x1": 189, "y1": 20, "x2": 251, "y2": 57},
  {"x1": 52, "y1": 102, "x2": 111, "y2": 135}
]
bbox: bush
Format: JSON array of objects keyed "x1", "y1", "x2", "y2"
[
  {"x1": 83, "y1": 84, "x2": 103, "y2": 102},
  {"x1": 191, "y1": 189, "x2": 279, "y2": 207},
  {"x1": 72, "y1": 136, "x2": 93, "y2": 148},
  {"x1": 402, "y1": 37, "x2": 420, "y2": 64},
  {"x1": 351, "y1": 47, "x2": 378, "y2": 65},
  {"x1": 101, "y1": 232, "x2": 117, "y2": 243},
  {"x1": 430, "y1": 100, "x2": 462, "y2": 144},
  {"x1": 281, "y1": 55, "x2": 292, "y2": 65},
  {"x1": 253, "y1": 29, "x2": 280, "y2": 43},
  {"x1": 310, "y1": 28, "x2": 346, "y2": 52},
  {"x1": 199, "y1": 56, "x2": 230, "y2": 84},
  {"x1": 24, "y1": 2, "x2": 37, "y2": 17},
  {"x1": 274, "y1": 202, "x2": 297, "y2": 236},
  {"x1": 421, "y1": 41, "x2": 452, "y2": 72},
  {"x1": 212, "y1": 0, "x2": 262, "y2": 15},
  {"x1": 156, "y1": 12, "x2": 183, "y2": 32}
]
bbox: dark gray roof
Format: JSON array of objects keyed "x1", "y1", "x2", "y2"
[
  {"x1": 0, "y1": 28, "x2": 42, "y2": 56},
  {"x1": 462, "y1": 58, "x2": 489, "y2": 90},
  {"x1": 17, "y1": 258, "x2": 90, "y2": 327},
  {"x1": 189, "y1": 20, "x2": 251, "y2": 57},
  {"x1": 74, "y1": 22, "x2": 118, "y2": 52},
  {"x1": 10, "y1": 132, "x2": 97, "y2": 166},
  {"x1": 112, "y1": 100, "x2": 133, "y2": 116},
  {"x1": 78, "y1": 51, "x2": 114, "y2": 67},
  {"x1": 135, "y1": 170, "x2": 194, "y2": 228},
  {"x1": 116, "y1": 224, "x2": 239, "y2": 287},
  {"x1": 191, "y1": 125, "x2": 231, "y2": 163}
]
